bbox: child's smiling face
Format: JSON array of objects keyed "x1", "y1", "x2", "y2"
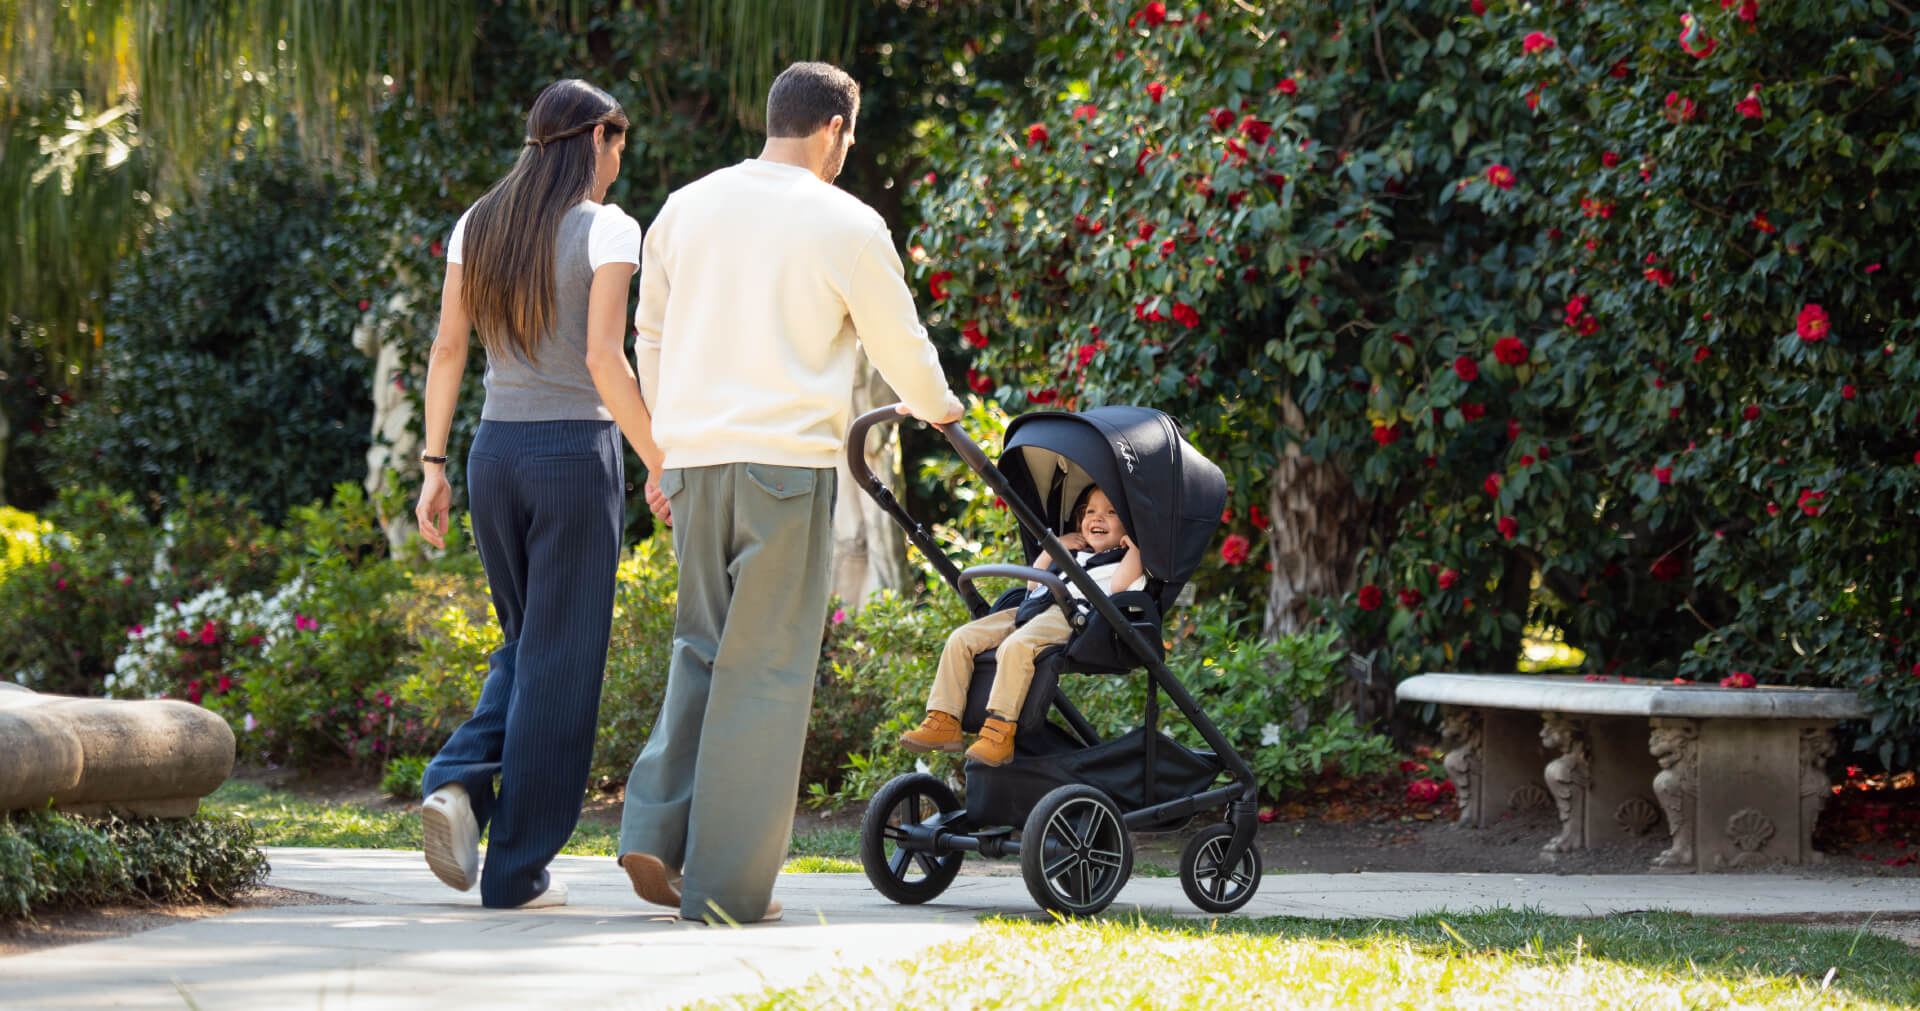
[{"x1": 1077, "y1": 488, "x2": 1127, "y2": 552}]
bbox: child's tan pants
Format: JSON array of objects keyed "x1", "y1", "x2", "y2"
[{"x1": 926, "y1": 605, "x2": 1075, "y2": 721}]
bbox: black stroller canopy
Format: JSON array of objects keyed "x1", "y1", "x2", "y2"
[{"x1": 999, "y1": 406, "x2": 1227, "y2": 609}]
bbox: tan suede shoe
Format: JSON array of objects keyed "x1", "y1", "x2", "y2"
[
  {"x1": 898, "y1": 710, "x2": 964, "y2": 754},
  {"x1": 619, "y1": 851, "x2": 682, "y2": 909},
  {"x1": 965, "y1": 716, "x2": 1017, "y2": 767}
]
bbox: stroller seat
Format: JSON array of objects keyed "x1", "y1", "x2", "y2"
[{"x1": 956, "y1": 589, "x2": 1166, "y2": 738}]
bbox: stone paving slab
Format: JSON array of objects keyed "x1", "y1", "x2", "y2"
[{"x1": 3, "y1": 847, "x2": 1917, "y2": 1009}]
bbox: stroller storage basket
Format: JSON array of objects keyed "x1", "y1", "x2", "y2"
[{"x1": 965, "y1": 725, "x2": 1223, "y2": 829}]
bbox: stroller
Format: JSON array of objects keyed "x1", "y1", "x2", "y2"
[{"x1": 845, "y1": 403, "x2": 1263, "y2": 916}]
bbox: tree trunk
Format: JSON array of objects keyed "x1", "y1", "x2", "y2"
[
  {"x1": 1260, "y1": 397, "x2": 1387, "y2": 725},
  {"x1": 354, "y1": 295, "x2": 419, "y2": 550},
  {"x1": 830, "y1": 362, "x2": 909, "y2": 611}
]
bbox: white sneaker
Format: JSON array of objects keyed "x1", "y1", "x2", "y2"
[
  {"x1": 421, "y1": 784, "x2": 480, "y2": 892},
  {"x1": 519, "y1": 876, "x2": 568, "y2": 909}
]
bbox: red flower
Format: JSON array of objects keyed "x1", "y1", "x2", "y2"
[
  {"x1": 1693, "y1": 346, "x2": 1711, "y2": 363},
  {"x1": 1406, "y1": 779, "x2": 1441, "y2": 803},
  {"x1": 1663, "y1": 92, "x2": 1697, "y2": 123},
  {"x1": 1026, "y1": 388, "x2": 1058, "y2": 405},
  {"x1": 217, "y1": 674, "x2": 232, "y2": 693},
  {"x1": 1797, "y1": 489, "x2": 1825, "y2": 516},
  {"x1": 1072, "y1": 103, "x2": 1098, "y2": 122},
  {"x1": 187, "y1": 681, "x2": 203, "y2": 705},
  {"x1": 1655, "y1": 466, "x2": 1672, "y2": 484},
  {"x1": 1249, "y1": 506, "x2": 1270, "y2": 530},
  {"x1": 961, "y1": 320, "x2": 987, "y2": 348},
  {"x1": 1221, "y1": 507, "x2": 1234, "y2": 524},
  {"x1": 1649, "y1": 555, "x2": 1682, "y2": 581},
  {"x1": 1145, "y1": 81, "x2": 1167, "y2": 103},
  {"x1": 966, "y1": 368, "x2": 992, "y2": 394},
  {"x1": 1471, "y1": 0, "x2": 1487, "y2": 13},
  {"x1": 1678, "y1": 14, "x2": 1717, "y2": 59},
  {"x1": 429, "y1": 240, "x2": 445, "y2": 258},
  {"x1": 1498, "y1": 516, "x2": 1519, "y2": 540},
  {"x1": 1644, "y1": 267, "x2": 1674, "y2": 287},
  {"x1": 1522, "y1": 32, "x2": 1556, "y2": 54},
  {"x1": 1842, "y1": 383, "x2": 1856, "y2": 400},
  {"x1": 1506, "y1": 418, "x2": 1522, "y2": 441},
  {"x1": 1171, "y1": 302, "x2": 1200, "y2": 328},
  {"x1": 1485, "y1": 164, "x2": 1516, "y2": 190},
  {"x1": 1796, "y1": 303, "x2": 1830, "y2": 341},
  {"x1": 928, "y1": 271, "x2": 952, "y2": 301},
  {"x1": 1563, "y1": 295, "x2": 1587, "y2": 320},
  {"x1": 1520, "y1": 454, "x2": 1535, "y2": 467},
  {"x1": 1357, "y1": 585, "x2": 1384, "y2": 610},
  {"x1": 1139, "y1": 1, "x2": 1167, "y2": 27},
  {"x1": 1735, "y1": 89, "x2": 1764, "y2": 119},
  {"x1": 1719, "y1": 671, "x2": 1757, "y2": 689},
  {"x1": 1209, "y1": 107, "x2": 1235, "y2": 132},
  {"x1": 1219, "y1": 533, "x2": 1252, "y2": 565},
  {"x1": 1025, "y1": 123, "x2": 1049, "y2": 147},
  {"x1": 1275, "y1": 78, "x2": 1299, "y2": 96},
  {"x1": 1076, "y1": 343, "x2": 1101, "y2": 368},
  {"x1": 1484, "y1": 473, "x2": 1502, "y2": 498},
  {"x1": 1462, "y1": 402, "x2": 1487, "y2": 422},
  {"x1": 1766, "y1": 502, "x2": 1780, "y2": 516},
  {"x1": 1602, "y1": 151, "x2": 1620, "y2": 168},
  {"x1": 1239, "y1": 117, "x2": 1273, "y2": 144},
  {"x1": 1743, "y1": 405, "x2": 1761, "y2": 421},
  {"x1": 1397, "y1": 588, "x2": 1424, "y2": 608},
  {"x1": 1751, "y1": 211, "x2": 1776, "y2": 233},
  {"x1": 1371, "y1": 423, "x2": 1401, "y2": 446},
  {"x1": 200, "y1": 620, "x2": 218, "y2": 645},
  {"x1": 1737, "y1": 0, "x2": 1758, "y2": 22},
  {"x1": 1453, "y1": 356, "x2": 1480, "y2": 381},
  {"x1": 1438, "y1": 568, "x2": 1460, "y2": 590},
  {"x1": 357, "y1": 299, "x2": 371, "y2": 311},
  {"x1": 1610, "y1": 60, "x2": 1631, "y2": 78},
  {"x1": 1493, "y1": 336, "x2": 1529, "y2": 365}
]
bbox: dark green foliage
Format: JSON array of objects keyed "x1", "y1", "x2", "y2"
[
  {"x1": 42, "y1": 143, "x2": 373, "y2": 524},
  {"x1": 0, "y1": 809, "x2": 268, "y2": 921}
]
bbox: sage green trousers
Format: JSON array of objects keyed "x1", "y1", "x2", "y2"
[{"x1": 618, "y1": 462, "x2": 835, "y2": 922}]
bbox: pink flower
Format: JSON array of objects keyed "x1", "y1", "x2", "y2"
[
  {"x1": 1522, "y1": 32, "x2": 1556, "y2": 54},
  {"x1": 1438, "y1": 568, "x2": 1459, "y2": 590},
  {"x1": 832, "y1": 608, "x2": 847, "y2": 624},
  {"x1": 1655, "y1": 467, "x2": 1672, "y2": 484},
  {"x1": 200, "y1": 620, "x2": 218, "y2": 645}
]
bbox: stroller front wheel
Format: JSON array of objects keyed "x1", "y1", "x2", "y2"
[
  {"x1": 1020, "y1": 784, "x2": 1133, "y2": 917},
  {"x1": 1178, "y1": 822, "x2": 1263, "y2": 913},
  {"x1": 860, "y1": 773, "x2": 965, "y2": 904}
]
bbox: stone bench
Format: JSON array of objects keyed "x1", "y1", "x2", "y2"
[
  {"x1": 1395, "y1": 673, "x2": 1867, "y2": 871},
  {"x1": 0, "y1": 683, "x2": 235, "y2": 818}
]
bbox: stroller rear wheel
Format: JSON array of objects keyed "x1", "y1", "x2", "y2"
[
  {"x1": 860, "y1": 773, "x2": 965, "y2": 904},
  {"x1": 1020, "y1": 784, "x2": 1132, "y2": 917},
  {"x1": 1178, "y1": 822, "x2": 1263, "y2": 913}
]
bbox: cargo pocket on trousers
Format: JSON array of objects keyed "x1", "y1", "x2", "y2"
[{"x1": 744, "y1": 464, "x2": 813, "y2": 501}]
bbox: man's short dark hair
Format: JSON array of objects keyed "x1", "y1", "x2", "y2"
[{"x1": 765, "y1": 62, "x2": 860, "y2": 138}]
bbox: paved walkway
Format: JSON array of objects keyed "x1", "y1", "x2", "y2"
[{"x1": 4, "y1": 847, "x2": 1917, "y2": 1009}]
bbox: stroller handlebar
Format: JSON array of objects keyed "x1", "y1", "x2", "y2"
[
  {"x1": 845, "y1": 404, "x2": 991, "y2": 615},
  {"x1": 957, "y1": 565, "x2": 1080, "y2": 626}
]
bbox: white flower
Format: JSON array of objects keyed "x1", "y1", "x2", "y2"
[
  {"x1": 243, "y1": 713, "x2": 258, "y2": 732},
  {"x1": 1260, "y1": 723, "x2": 1282, "y2": 747}
]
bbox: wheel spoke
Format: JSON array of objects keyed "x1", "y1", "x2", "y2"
[
  {"x1": 1043, "y1": 851, "x2": 1077, "y2": 880},
  {"x1": 1087, "y1": 847, "x2": 1126, "y2": 870},
  {"x1": 889, "y1": 844, "x2": 915, "y2": 880},
  {"x1": 1068, "y1": 857, "x2": 1090, "y2": 904},
  {"x1": 913, "y1": 852, "x2": 946, "y2": 878},
  {"x1": 881, "y1": 824, "x2": 909, "y2": 842}
]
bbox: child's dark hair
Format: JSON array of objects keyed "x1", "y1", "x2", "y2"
[{"x1": 1067, "y1": 484, "x2": 1101, "y2": 534}]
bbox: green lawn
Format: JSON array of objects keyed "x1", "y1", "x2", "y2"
[
  {"x1": 205, "y1": 780, "x2": 858, "y2": 867},
  {"x1": 706, "y1": 909, "x2": 1920, "y2": 1010}
]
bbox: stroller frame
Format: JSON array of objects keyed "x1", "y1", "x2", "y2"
[{"x1": 845, "y1": 404, "x2": 1264, "y2": 915}]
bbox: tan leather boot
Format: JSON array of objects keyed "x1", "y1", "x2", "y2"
[
  {"x1": 898, "y1": 710, "x2": 964, "y2": 753},
  {"x1": 966, "y1": 716, "x2": 1017, "y2": 767}
]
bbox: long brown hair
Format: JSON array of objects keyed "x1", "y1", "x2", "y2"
[{"x1": 461, "y1": 79, "x2": 629, "y2": 362}]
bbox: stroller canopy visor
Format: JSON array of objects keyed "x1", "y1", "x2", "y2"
[{"x1": 998, "y1": 406, "x2": 1227, "y2": 609}]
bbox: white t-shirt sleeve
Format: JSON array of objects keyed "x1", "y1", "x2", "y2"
[
  {"x1": 446, "y1": 210, "x2": 470, "y2": 264},
  {"x1": 588, "y1": 203, "x2": 642, "y2": 269}
]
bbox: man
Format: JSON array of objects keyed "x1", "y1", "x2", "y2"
[{"x1": 618, "y1": 61, "x2": 963, "y2": 923}]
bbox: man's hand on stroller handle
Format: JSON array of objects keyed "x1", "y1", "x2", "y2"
[{"x1": 894, "y1": 397, "x2": 964, "y2": 427}]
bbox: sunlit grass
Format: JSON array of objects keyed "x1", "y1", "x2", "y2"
[
  {"x1": 207, "y1": 780, "x2": 858, "y2": 870},
  {"x1": 705, "y1": 909, "x2": 1920, "y2": 1010}
]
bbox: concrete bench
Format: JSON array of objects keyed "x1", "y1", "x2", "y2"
[
  {"x1": 0, "y1": 683, "x2": 235, "y2": 818},
  {"x1": 1395, "y1": 673, "x2": 1867, "y2": 871}
]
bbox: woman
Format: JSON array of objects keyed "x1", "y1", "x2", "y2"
[{"x1": 413, "y1": 78, "x2": 663, "y2": 909}]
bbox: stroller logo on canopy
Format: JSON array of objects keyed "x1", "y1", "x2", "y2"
[{"x1": 1117, "y1": 440, "x2": 1138, "y2": 474}]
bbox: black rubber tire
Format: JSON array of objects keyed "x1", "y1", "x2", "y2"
[
  {"x1": 1019, "y1": 784, "x2": 1132, "y2": 917},
  {"x1": 1178, "y1": 822, "x2": 1263, "y2": 913},
  {"x1": 860, "y1": 773, "x2": 965, "y2": 904}
]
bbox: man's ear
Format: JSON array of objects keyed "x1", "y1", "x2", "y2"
[{"x1": 825, "y1": 114, "x2": 845, "y2": 143}]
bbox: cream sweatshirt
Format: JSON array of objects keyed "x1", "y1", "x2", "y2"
[{"x1": 633, "y1": 159, "x2": 963, "y2": 470}]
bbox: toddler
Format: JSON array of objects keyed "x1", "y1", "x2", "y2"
[{"x1": 899, "y1": 484, "x2": 1145, "y2": 766}]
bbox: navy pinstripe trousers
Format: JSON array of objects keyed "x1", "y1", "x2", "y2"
[{"x1": 422, "y1": 419, "x2": 624, "y2": 908}]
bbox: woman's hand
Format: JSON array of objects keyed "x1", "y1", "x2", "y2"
[
  {"x1": 645, "y1": 471, "x2": 672, "y2": 527},
  {"x1": 416, "y1": 470, "x2": 454, "y2": 549}
]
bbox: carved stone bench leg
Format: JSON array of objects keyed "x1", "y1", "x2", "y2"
[
  {"x1": 1649, "y1": 718, "x2": 1700, "y2": 869},
  {"x1": 1441, "y1": 706, "x2": 1554, "y2": 827},
  {"x1": 1540, "y1": 713, "x2": 1590, "y2": 852}
]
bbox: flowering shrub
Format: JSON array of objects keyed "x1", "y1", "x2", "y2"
[
  {"x1": 911, "y1": 0, "x2": 1919, "y2": 764},
  {"x1": 105, "y1": 581, "x2": 300, "y2": 702}
]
